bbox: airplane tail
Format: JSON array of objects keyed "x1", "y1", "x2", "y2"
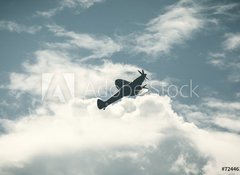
[{"x1": 97, "y1": 99, "x2": 107, "y2": 110}]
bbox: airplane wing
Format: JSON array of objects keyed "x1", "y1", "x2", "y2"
[{"x1": 115, "y1": 79, "x2": 130, "y2": 89}]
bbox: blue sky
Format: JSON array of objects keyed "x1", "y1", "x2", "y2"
[{"x1": 0, "y1": 0, "x2": 240, "y2": 175}]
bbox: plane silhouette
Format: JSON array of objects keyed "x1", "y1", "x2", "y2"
[{"x1": 97, "y1": 69, "x2": 148, "y2": 110}]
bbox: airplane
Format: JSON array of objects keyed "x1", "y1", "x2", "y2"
[{"x1": 97, "y1": 69, "x2": 148, "y2": 110}]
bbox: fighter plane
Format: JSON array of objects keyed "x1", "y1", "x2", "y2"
[{"x1": 97, "y1": 69, "x2": 148, "y2": 110}]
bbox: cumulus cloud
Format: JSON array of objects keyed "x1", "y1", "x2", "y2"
[
  {"x1": 1, "y1": 93, "x2": 240, "y2": 175},
  {"x1": 0, "y1": 95, "x2": 175, "y2": 167},
  {"x1": 3, "y1": 48, "x2": 240, "y2": 175},
  {"x1": 0, "y1": 20, "x2": 42, "y2": 34},
  {"x1": 0, "y1": 131, "x2": 205, "y2": 175},
  {"x1": 130, "y1": 0, "x2": 203, "y2": 56}
]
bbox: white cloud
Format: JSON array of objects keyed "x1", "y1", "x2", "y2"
[
  {"x1": 36, "y1": 7, "x2": 62, "y2": 18},
  {"x1": 0, "y1": 94, "x2": 179, "y2": 168},
  {"x1": 210, "y1": 3, "x2": 239, "y2": 16},
  {"x1": 203, "y1": 97, "x2": 240, "y2": 111},
  {"x1": 8, "y1": 49, "x2": 136, "y2": 98},
  {"x1": 131, "y1": 0, "x2": 203, "y2": 56},
  {"x1": 201, "y1": 2, "x2": 240, "y2": 26},
  {"x1": 3, "y1": 50, "x2": 240, "y2": 175},
  {"x1": 189, "y1": 128, "x2": 240, "y2": 175},
  {"x1": 171, "y1": 154, "x2": 199, "y2": 175},
  {"x1": 174, "y1": 98, "x2": 240, "y2": 175},
  {"x1": 215, "y1": 4, "x2": 237, "y2": 14},
  {"x1": 208, "y1": 52, "x2": 226, "y2": 58},
  {"x1": 202, "y1": 98, "x2": 240, "y2": 133},
  {"x1": 0, "y1": 20, "x2": 42, "y2": 34},
  {"x1": 2, "y1": 25, "x2": 240, "y2": 174},
  {"x1": 214, "y1": 117, "x2": 240, "y2": 133},
  {"x1": 207, "y1": 52, "x2": 226, "y2": 68},
  {"x1": 1, "y1": 92, "x2": 240, "y2": 175},
  {"x1": 46, "y1": 24, "x2": 121, "y2": 60},
  {"x1": 208, "y1": 50, "x2": 240, "y2": 82},
  {"x1": 223, "y1": 33, "x2": 240, "y2": 51},
  {"x1": 174, "y1": 97, "x2": 240, "y2": 127},
  {"x1": 203, "y1": 98, "x2": 240, "y2": 132},
  {"x1": 1, "y1": 0, "x2": 240, "y2": 174},
  {"x1": 61, "y1": 0, "x2": 104, "y2": 8},
  {"x1": 36, "y1": 0, "x2": 104, "y2": 17}
]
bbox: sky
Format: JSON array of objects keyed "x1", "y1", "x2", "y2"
[{"x1": 0, "y1": 0, "x2": 240, "y2": 175}]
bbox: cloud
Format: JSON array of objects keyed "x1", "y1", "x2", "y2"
[
  {"x1": 129, "y1": 1, "x2": 239, "y2": 58},
  {"x1": 174, "y1": 97, "x2": 240, "y2": 133},
  {"x1": 36, "y1": 7, "x2": 62, "y2": 18},
  {"x1": 36, "y1": 0, "x2": 104, "y2": 18},
  {"x1": 206, "y1": 2, "x2": 240, "y2": 22},
  {"x1": 61, "y1": 0, "x2": 104, "y2": 8},
  {"x1": 207, "y1": 52, "x2": 225, "y2": 67},
  {"x1": 170, "y1": 154, "x2": 199, "y2": 175},
  {"x1": 1, "y1": 1, "x2": 240, "y2": 174},
  {"x1": 172, "y1": 97, "x2": 240, "y2": 175},
  {"x1": 0, "y1": 135, "x2": 206, "y2": 175},
  {"x1": 223, "y1": 33, "x2": 240, "y2": 51},
  {"x1": 8, "y1": 49, "x2": 136, "y2": 98},
  {"x1": 208, "y1": 50, "x2": 240, "y2": 82},
  {"x1": 199, "y1": 2, "x2": 240, "y2": 27},
  {"x1": 1, "y1": 18, "x2": 239, "y2": 173},
  {"x1": 221, "y1": 33, "x2": 240, "y2": 82},
  {"x1": 202, "y1": 98, "x2": 240, "y2": 133},
  {"x1": 1, "y1": 93, "x2": 240, "y2": 175},
  {"x1": 130, "y1": 0, "x2": 203, "y2": 56},
  {"x1": 0, "y1": 20, "x2": 42, "y2": 34},
  {"x1": 203, "y1": 97, "x2": 240, "y2": 111},
  {"x1": 214, "y1": 117, "x2": 240, "y2": 133},
  {"x1": 2, "y1": 48, "x2": 240, "y2": 175},
  {"x1": 211, "y1": 3, "x2": 240, "y2": 16},
  {"x1": 0, "y1": 94, "x2": 181, "y2": 167},
  {"x1": 46, "y1": 24, "x2": 121, "y2": 60}
]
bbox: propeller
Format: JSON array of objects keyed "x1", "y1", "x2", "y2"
[{"x1": 138, "y1": 69, "x2": 149, "y2": 80}]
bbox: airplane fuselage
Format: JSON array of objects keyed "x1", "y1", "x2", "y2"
[
  {"x1": 119, "y1": 74, "x2": 146, "y2": 96},
  {"x1": 97, "y1": 69, "x2": 147, "y2": 110}
]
